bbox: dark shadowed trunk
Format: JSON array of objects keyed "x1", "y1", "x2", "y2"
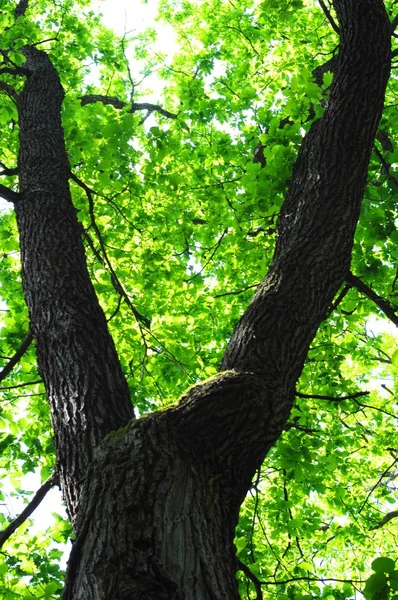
[{"x1": 12, "y1": 1, "x2": 390, "y2": 598}]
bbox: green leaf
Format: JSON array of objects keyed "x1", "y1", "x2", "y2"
[
  {"x1": 363, "y1": 573, "x2": 388, "y2": 599},
  {"x1": 372, "y1": 557, "x2": 396, "y2": 574}
]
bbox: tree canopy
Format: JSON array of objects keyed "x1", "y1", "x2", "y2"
[{"x1": 0, "y1": 0, "x2": 397, "y2": 598}]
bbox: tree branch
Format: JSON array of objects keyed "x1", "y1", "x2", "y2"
[
  {"x1": 14, "y1": 0, "x2": 29, "y2": 19},
  {"x1": 370, "y1": 510, "x2": 398, "y2": 530},
  {"x1": 0, "y1": 332, "x2": 33, "y2": 383},
  {"x1": 0, "y1": 474, "x2": 56, "y2": 549},
  {"x1": 0, "y1": 161, "x2": 18, "y2": 176},
  {"x1": 373, "y1": 144, "x2": 398, "y2": 190},
  {"x1": 237, "y1": 559, "x2": 263, "y2": 600},
  {"x1": 0, "y1": 183, "x2": 20, "y2": 203},
  {"x1": 0, "y1": 379, "x2": 42, "y2": 390},
  {"x1": 214, "y1": 283, "x2": 260, "y2": 298},
  {"x1": 358, "y1": 457, "x2": 398, "y2": 514},
  {"x1": 318, "y1": 0, "x2": 340, "y2": 35},
  {"x1": 345, "y1": 271, "x2": 398, "y2": 327},
  {"x1": 80, "y1": 94, "x2": 177, "y2": 122},
  {"x1": 260, "y1": 576, "x2": 361, "y2": 585},
  {"x1": 296, "y1": 390, "x2": 370, "y2": 401},
  {"x1": 0, "y1": 81, "x2": 18, "y2": 103},
  {"x1": 70, "y1": 173, "x2": 151, "y2": 328}
]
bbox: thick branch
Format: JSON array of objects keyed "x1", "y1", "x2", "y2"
[
  {"x1": 0, "y1": 332, "x2": 33, "y2": 383},
  {"x1": 346, "y1": 272, "x2": 398, "y2": 326},
  {"x1": 0, "y1": 474, "x2": 55, "y2": 548}
]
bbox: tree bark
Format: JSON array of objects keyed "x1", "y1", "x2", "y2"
[
  {"x1": 12, "y1": 1, "x2": 390, "y2": 599},
  {"x1": 15, "y1": 46, "x2": 134, "y2": 520}
]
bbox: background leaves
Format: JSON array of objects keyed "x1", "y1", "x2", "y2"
[{"x1": 0, "y1": 0, "x2": 397, "y2": 597}]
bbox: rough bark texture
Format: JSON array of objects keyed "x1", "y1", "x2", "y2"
[
  {"x1": 12, "y1": 1, "x2": 391, "y2": 599},
  {"x1": 15, "y1": 46, "x2": 134, "y2": 520}
]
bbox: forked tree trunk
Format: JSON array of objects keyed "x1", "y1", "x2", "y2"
[{"x1": 12, "y1": 1, "x2": 390, "y2": 598}]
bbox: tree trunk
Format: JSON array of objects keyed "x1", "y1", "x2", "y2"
[{"x1": 13, "y1": 1, "x2": 390, "y2": 599}]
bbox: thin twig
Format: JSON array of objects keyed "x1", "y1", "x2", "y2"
[
  {"x1": 296, "y1": 390, "x2": 369, "y2": 401},
  {"x1": 185, "y1": 229, "x2": 228, "y2": 283},
  {"x1": 0, "y1": 332, "x2": 33, "y2": 383},
  {"x1": 70, "y1": 173, "x2": 150, "y2": 328},
  {"x1": 214, "y1": 283, "x2": 259, "y2": 298},
  {"x1": 373, "y1": 144, "x2": 398, "y2": 190},
  {"x1": 0, "y1": 474, "x2": 56, "y2": 548},
  {"x1": 0, "y1": 379, "x2": 42, "y2": 390},
  {"x1": 346, "y1": 271, "x2": 398, "y2": 327},
  {"x1": 318, "y1": 0, "x2": 340, "y2": 34},
  {"x1": 261, "y1": 576, "x2": 361, "y2": 585},
  {"x1": 237, "y1": 559, "x2": 263, "y2": 600},
  {"x1": 358, "y1": 457, "x2": 398, "y2": 514}
]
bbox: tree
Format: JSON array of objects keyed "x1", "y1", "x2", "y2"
[{"x1": 0, "y1": 0, "x2": 397, "y2": 598}]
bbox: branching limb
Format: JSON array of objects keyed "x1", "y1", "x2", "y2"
[
  {"x1": 345, "y1": 271, "x2": 398, "y2": 327},
  {"x1": 0, "y1": 332, "x2": 33, "y2": 383},
  {"x1": 0, "y1": 182, "x2": 20, "y2": 203},
  {"x1": 318, "y1": 0, "x2": 340, "y2": 35},
  {"x1": 80, "y1": 94, "x2": 178, "y2": 122},
  {"x1": 0, "y1": 474, "x2": 56, "y2": 549}
]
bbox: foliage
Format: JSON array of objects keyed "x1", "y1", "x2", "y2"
[{"x1": 0, "y1": 0, "x2": 397, "y2": 597}]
